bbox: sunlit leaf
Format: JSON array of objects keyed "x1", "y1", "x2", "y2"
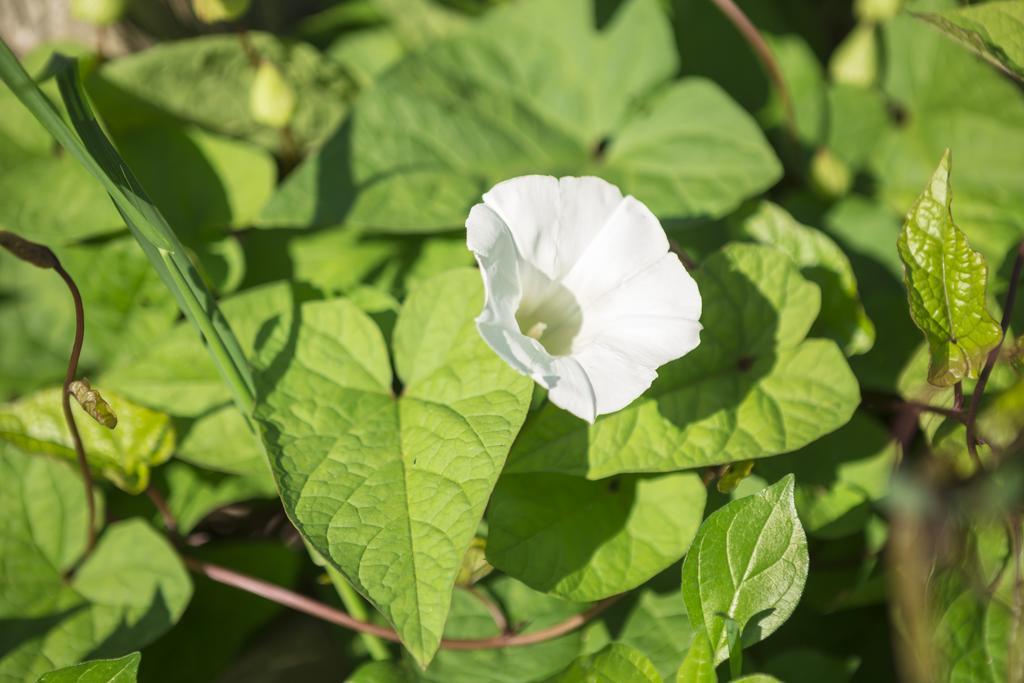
[
  {"x1": 0, "y1": 387, "x2": 174, "y2": 493},
  {"x1": 897, "y1": 150, "x2": 1002, "y2": 386},
  {"x1": 681, "y1": 476, "x2": 808, "y2": 664},
  {"x1": 253, "y1": 269, "x2": 531, "y2": 665},
  {"x1": 507, "y1": 244, "x2": 859, "y2": 478}
]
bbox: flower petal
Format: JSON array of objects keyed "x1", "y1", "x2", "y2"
[
  {"x1": 546, "y1": 355, "x2": 598, "y2": 423},
  {"x1": 558, "y1": 195, "x2": 671, "y2": 309},
  {"x1": 573, "y1": 344, "x2": 658, "y2": 416},
  {"x1": 576, "y1": 253, "x2": 702, "y2": 367},
  {"x1": 483, "y1": 175, "x2": 625, "y2": 280}
]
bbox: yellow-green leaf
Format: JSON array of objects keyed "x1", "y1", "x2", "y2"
[{"x1": 897, "y1": 150, "x2": 1002, "y2": 386}]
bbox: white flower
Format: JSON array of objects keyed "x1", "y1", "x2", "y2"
[{"x1": 466, "y1": 175, "x2": 702, "y2": 423}]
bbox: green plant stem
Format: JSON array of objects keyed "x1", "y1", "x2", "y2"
[
  {"x1": 0, "y1": 40, "x2": 257, "y2": 421},
  {"x1": 965, "y1": 240, "x2": 1024, "y2": 468},
  {"x1": 159, "y1": 250, "x2": 255, "y2": 415},
  {"x1": 328, "y1": 566, "x2": 390, "y2": 661}
]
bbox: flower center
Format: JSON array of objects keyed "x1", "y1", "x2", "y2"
[{"x1": 515, "y1": 272, "x2": 582, "y2": 357}]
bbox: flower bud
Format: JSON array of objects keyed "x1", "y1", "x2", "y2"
[
  {"x1": 855, "y1": 0, "x2": 902, "y2": 23},
  {"x1": 0, "y1": 230, "x2": 59, "y2": 270},
  {"x1": 829, "y1": 23, "x2": 878, "y2": 88},
  {"x1": 810, "y1": 147, "x2": 853, "y2": 199},
  {"x1": 249, "y1": 59, "x2": 296, "y2": 129},
  {"x1": 716, "y1": 460, "x2": 755, "y2": 494},
  {"x1": 69, "y1": 379, "x2": 118, "y2": 429},
  {"x1": 71, "y1": 0, "x2": 128, "y2": 26},
  {"x1": 192, "y1": 0, "x2": 251, "y2": 24}
]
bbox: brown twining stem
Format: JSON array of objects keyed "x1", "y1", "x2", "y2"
[
  {"x1": 710, "y1": 0, "x2": 798, "y2": 142},
  {"x1": 55, "y1": 262, "x2": 97, "y2": 556},
  {"x1": 464, "y1": 586, "x2": 510, "y2": 634},
  {"x1": 0, "y1": 231, "x2": 96, "y2": 557},
  {"x1": 860, "y1": 390, "x2": 967, "y2": 423},
  {"x1": 965, "y1": 240, "x2": 1024, "y2": 469},
  {"x1": 237, "y1": 30, "x2": 261, "y2": 68},
  {"x1": 147, "y1": 486, "x2": 178, "y2": 536},
  {"x1": 183, "y1": 556, "x2": 621, "y2": 650}
]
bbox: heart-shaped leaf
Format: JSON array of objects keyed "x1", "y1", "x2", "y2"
[{"x1": 253, "y1": 269, "x2": 531, "y2": 665}]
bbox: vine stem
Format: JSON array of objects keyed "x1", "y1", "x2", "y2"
[
  {"x1": 1, "y1": 231, "x2": 97, "y2": 560},
  {"x1": 710, "y1": 0, "x2": 798, "y2": 141},
  {"x1": 182, "y1": 556, "x2": 620, "y2": 650},
  {"x1": 54, "y1": 262, "x2": 97, "y2": 557},
  {"x1": 965, "y1": 240, "x2": 1024, "y2": 468}
]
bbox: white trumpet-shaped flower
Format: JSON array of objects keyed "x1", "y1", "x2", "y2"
[{"x1": 467, "y1": 175, "x2": 702, "y2": 423}]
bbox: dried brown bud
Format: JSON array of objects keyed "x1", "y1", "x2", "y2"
[
  {"x1": 69, "y1": 379, "x2": 118, "y2": 429},
  {"x1": 0, "y1": 230, "x2": 60, "y2": 270}
]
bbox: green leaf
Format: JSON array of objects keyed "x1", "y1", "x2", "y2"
[
  {"x1": 675, "y1": 629, "x2": 715, "y2": 683},
  {"x1": 897, "y1": 150, "x2": 1002, "y2": 387},
  {"x1": 549, "y1": 643, "x2": 662, "y2": 683},
  {"x1": 731, "y1": 201, "x2": 875, "y2": 356},
  {"x1": 873, "y1": 9, "x2": 1024, "y2": 269},
  {"x1": 731, "y1": 676, "x2": 782, "y2": 683},
  {"x1": 90, "y1": 33, "x2": 352, "y2": 153},
  {"x1": 175, "y1": 405, "x2": 271, "y2": 480},
  {"x1": 487, "y1": 472, "x2": 706, "y2": 600},
  {"x1": 260, "y1": 0, "x2": 780, "y2": 231},
  {"x1": 0, "y1": 153, "x2": 121, "y2": 244},
  {"x1": 681, "y1": 476, "x2": 809, "y2": 664},
  {"x1": 915, "y1": 0, "x2": 1024, "y2": 82},
  {"x1": 0, "y1": 387, "x2": 175, "y2": 493},
  {"x1": 100, "y1": 281, "x2": 301, "y2": 418},
  {"x1": 37, "y1": 653, "x2": 140, "y2": 683},
  {"x1": 506, "y1": 243, "x2": 859, "y2": 479},
  {"x1": 138, "y1": 542, "x2": 302, "y2": 683},
  {"x1": 618, "y1": 591, "x2": 694, "y2": 681},
  {"x1": 253, "y1": 269, "x2": 531, "y2": 665},
  {"x1": 825, "y1": 85, "x2": 892, "y2": 171},
  {"x1": 116, "y1": 123, "x2": 276, "y2": 238},
  {"x1": 416, "y1": 575, "x2": 591, "y2": 682},
  {"x1": 741, "y1": 413, "x2": 897, "y2": 539},
  {"x1": 0, "y1": 237, "x2": 180, "y2": 401},
  {"x1": 156, "y1": 462, "x2": 277, "y2": 534},
  {"x1": 0, "y1": 447, "x2": 190, "y2": 681}
]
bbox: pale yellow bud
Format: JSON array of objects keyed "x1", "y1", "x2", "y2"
[
  {"x1": 71, "y1": 0, "x2": 128, "y2": 26},
  {"x1": 249, "y1": 59, "x2": 296, "y2": 129},
  {"x1": 192, "y1": 0, "x2": 251, "y2": 24}
]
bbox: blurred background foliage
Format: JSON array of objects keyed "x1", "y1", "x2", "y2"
[{"x1": 0, "y1": 0, "x2": 1022, "y2": 681}]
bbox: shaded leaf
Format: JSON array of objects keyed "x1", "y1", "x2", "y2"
[
  {"x1": 618, "y1": 591, "x2": 694, "y2": 681},
  {"x1": 549, "y1": 643, "x2": 662, "y2": 683},
  {"x1": 675, "y1": 629, "x2": 715, "y2": 683},
  {"x1": 260, "y1": 0, "x2": 779, "y2": 231},
  {"x1": 488, "y1": 472, "x2": 706, "y2": 600},
  {"x1": 0, "y1": 446, "x2": 190, "y2": 681},
  {"x1": 915, "y1": 0, "x2": 1024, "y2": 82},
  {"x1": 873, "y1": 9, "x2": 1024, "y2": 269},
  {"x1": 731, "y1": 201, "x2": 875, "y2": 355},
  {"x1": 91, "y1": 33, "x2": 351, "y2": 154},
  {"x1": 416, "y1": 576, "x2": 591, "y2": 683}
]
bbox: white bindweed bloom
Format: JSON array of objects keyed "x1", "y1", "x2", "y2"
[{"x1": 466, "y1": 175, "x2": 702, "y2": 423}]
